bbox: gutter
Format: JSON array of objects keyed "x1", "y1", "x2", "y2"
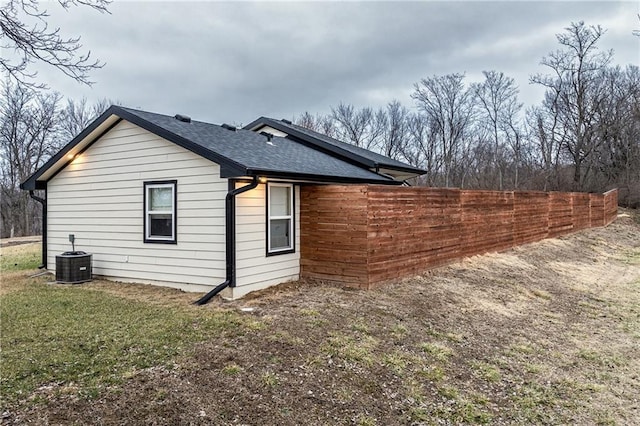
[
  {"x1": 244, "y1": 169, "x2": 399, "y2": 185},
  {"x1": 194, "y1": 176, "x2": 259, "y2": 305},
  {"x1": 28, "y1": 189, "x2": 47, "y2": 269}
]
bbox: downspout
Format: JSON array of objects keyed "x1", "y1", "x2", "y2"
[
  {"x1": 28, "y1": 188, "x2": 47, "y2": 269},
  {"x1": 194, "y1": 176, "x2": 259, "y2": 305}
]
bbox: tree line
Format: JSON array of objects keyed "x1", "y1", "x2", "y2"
[
  {"x1": 1, "y1": 0, "x2": 109, "y2": 238},
  {"x1": 294, "y1": 22, "x2": 640, "y2": 205},
  {"x1": 1, "y1": 21, "x2": 638, "y2": 239},
  {"x1": 0, "y1": 87, "x2": 112, "y2": 238}
]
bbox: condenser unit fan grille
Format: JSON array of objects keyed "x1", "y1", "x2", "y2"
[{"x1": 55, "y1": 252, "x2": 92, "y2": 283}]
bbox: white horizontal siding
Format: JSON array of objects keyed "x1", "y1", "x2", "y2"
[
  {"x1": 227, "y1": 183, "x2": 300, "y2": 298},
  {"x1": 47, "y1": 120, "x2": 226, "y2": 290},
  {"x1": 47, "y1": 167, "x2": 217, "y2": 189},
  {"x1": 48, "y1": 242, "x2": 220, "y2": 260}
]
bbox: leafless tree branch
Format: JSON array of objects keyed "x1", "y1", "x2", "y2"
[{"x1": 1, "y1": 0, "x2": 110, "y2": 88}]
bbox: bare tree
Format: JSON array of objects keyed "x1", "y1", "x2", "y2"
[
  {"x1": 405, "y1": 113, "x2": 441, "y2": 185},
  {"x1": 501, "y1": 105, "x2": 526, "y2": 189},
  {"x1": 411, "y1": 73, "x2": 476, "y2": 187},
  {"x1": 526, "y1": 101, "x2": 566, "y2": 190},
  {"x1": 592, "y1": 65, "x2": 640, "y2": 205},
  {"x1": 531, "y1": 22, "x2": 613, "y2": 191},
  {"x1": 330, "y1": 103, "x2": 386, "y2": 151},
  {"x1": 294, "y1": 111, "x2": 337, "y2": 138},
  {"x1": 58, "y1": 97, "x2": 113, "y2": 141},
  {"x1": 472, "y1": 71, "x2": 522, "y2": 189},
  {"x1": 295, "y1": 111, "x2": 319, "y2": 132},
  {"x1": 379, "y1": 100, "x2": 409, "y2": 161},
  {"x1": 0, "y1": 83, "x2": 61, "y2": 237},
  {"x1": 290, "y1": 21, "x2": 637, "y2": 196},
  {"x1": 462, "y1": 129, "x2": 493, "y2": 188},
  {"x1": 1, "y1": 0, "x2": 110, "y2": 88}
]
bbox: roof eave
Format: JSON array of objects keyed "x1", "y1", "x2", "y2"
[
  {"x1": 245, "y1": 118, "x2": 427, "y2": 177},
  {"x1": 20, "y1": 106, "x2": 124, "y2": 190},
  {"x1": 376, "y1": 164, "x2": 428, "y2": 175},
  {"x1": 20, "y1": 106, "x2": 251, "y2": 190},
  {"x1": 245, "y1": 168, "x2": 401, "y2": 185}
]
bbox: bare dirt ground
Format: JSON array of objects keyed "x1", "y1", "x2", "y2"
[
  {"x1": 0, "y1": 236, "x2": 40, "y2": 248},
  {"x1": 4, "y1": 211, "x2": 640, "y2": 425}
]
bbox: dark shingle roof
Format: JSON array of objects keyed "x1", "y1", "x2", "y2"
[
  {"x1": 120, "y1": 108, "x2": 394, "y2": 182},
  {"x1": 243, "y1": 117, "x2": 427, "y2": 175},
  {"x1": 21, "y1": 106, "x2": 399, "y2": 189}
]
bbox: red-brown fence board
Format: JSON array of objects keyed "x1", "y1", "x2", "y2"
[
  {"x1": 572, "y1": 193, "x2": 591, "y2": 231},
  {"x1": 459, "y1": 190, "x2": 514, "y2": 257},
  {"x1": 589, "y1": 194, "x2": 605, "y2": 227},
  {"x1": 364, "y1": 186, "x2": 464, "y2": 287},
  {"x1": 548, "y1": 192, "x2": 574, "y2": 238},
  {"x1": 300, "y1": 185, "x2": 618, "y2": 289},
  {"x1": 513, "y1": 191, "x2": 549, "y2": 245},
  {"x1": 604, "y1": 189, "x2": 618, "y2": 225},
  {"x1": 300, "y1": 185, "x2": 369, "y2": 287}
]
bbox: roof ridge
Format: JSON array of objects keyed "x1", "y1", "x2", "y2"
[
  {"x1": 245, "y1": 116, "x2": 427, "y2": 174},
  {"x1": 21, "y1": 106, "x2": 401, "y2": 190}
]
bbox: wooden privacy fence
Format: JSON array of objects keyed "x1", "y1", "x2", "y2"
[{"x1": 300, "y1": 185, "x2": 618, "y2": 289}]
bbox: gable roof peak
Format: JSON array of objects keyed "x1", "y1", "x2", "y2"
[
  {"x1": 244, "y1": 116, "x2": 427, "y2": 178},
  {"x1": 21, "y1": 106, "x2": 400, "y2": 190}
]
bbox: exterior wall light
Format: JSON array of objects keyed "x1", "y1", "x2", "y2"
[{"x1": 258, "y1": 176, "x2": 268, "y2": 184}]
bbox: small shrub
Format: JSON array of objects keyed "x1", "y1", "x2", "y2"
[
  {"x1": 382, "y1": 352, "x2": 407, "y2": 375},
  {"x1": 418, "y1": 365, "x2": 445, "y2": 382},
  {"x1": 420, "y1": 342, "x2": 453, "y2": 362},
  {"x1": 261, "y1": 372, "x2": 279, "y2": 387},
  {"x1": 322, "y1": 334, "x2": 377, "y2": 366},
  {"x1": 471, "y1": 361, "x2": 501, "y2": 383},
  {"x1": 391, "y1": 323, "x2": 408, "y2": 338},
  {"x1": 222, "y1": 364, "x2": 242, "y2": 375},
  {"x1": 438, "y1": 385, "x2": 459, "y2": 400}
]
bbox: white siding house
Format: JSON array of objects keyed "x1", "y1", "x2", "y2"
[
  {"x1": 21, "y1": 106, "x2": 422, "y2": 302},
  {"x1": 47, "y1": 119, "x2": 301, "y2": 298},
  {"x1": 232, "y1": 184, "x2": 300, "y2": 299},
  {"x1": 47, "y1": 120, "x2": 228, "y2": 292}
]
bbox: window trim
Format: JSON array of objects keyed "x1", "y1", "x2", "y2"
[
  {"x1": 266, "y1": 182, "x2": 295, "y2": 256},
  {"x1": 143, "y1": 180, "x2": 177, "y2": 244}
]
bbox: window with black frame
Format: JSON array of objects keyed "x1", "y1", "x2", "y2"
[
  {"x1": 144, "y1": 180, "x2": 177, "y2": 243},
  {"x1": 267, "y1": 183, "x2": 294, "y2": 255}
]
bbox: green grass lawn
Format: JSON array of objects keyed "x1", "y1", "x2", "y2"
[
  {"x1": 0, "y1": 245, "x2": 248, "y2": 407},
  {"x1": 1, "y1": 243, "x2": 40, "y2": 272}
]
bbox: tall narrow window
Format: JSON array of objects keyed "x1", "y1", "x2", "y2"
[
  {"x1": 144, "y1": 180, "x2": 177, "y2": 244},
  {"x1": 267, "y1": 183, "x2": 294, "y2": 255}
]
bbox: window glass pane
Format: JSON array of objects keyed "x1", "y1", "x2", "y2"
[
  {"x1": 150, "y1": 187, "x2": 172, "y2": 211},
  {"x1": 150, "y1": 213, "x2": 172, "y2": 237},
  {"x1": 270, "y1": 218, "x2": 291, "y2": 250},
  {"x1": 270, "y1": 186, "x2": 291, "y2": 216}
]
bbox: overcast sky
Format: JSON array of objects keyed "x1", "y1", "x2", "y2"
[{"x1": 33, "y1": 1, "x2": 640, "y2": 125}]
